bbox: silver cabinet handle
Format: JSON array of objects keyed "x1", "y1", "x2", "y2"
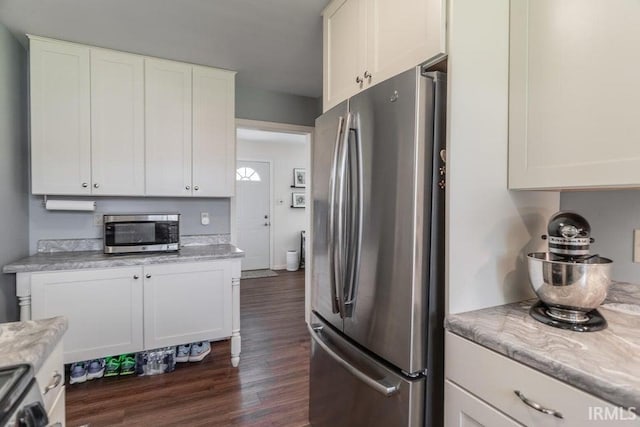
[
  {"x1": 133, "y1": 275, "x2": 139, "y2": 280},
  {"x1": 93, "y1": 183, "x2": 99, "y2": 188},
  {"x1": 308, "y1": 324, "x2": 399, "y2": 397},
  {"x1": 146, "y1": 274, "x2": 151, "y2": 279},
  {"x1": 514, "y1": 390, "x2": 563, "y2": 419},
  {"x1": 185, "y1": 185, "x2": 191, "y2": 190},
  {"x1": 194, "y1": 186, "x2": 199, "y2": 191},
  {"x1": 82, "y1": 182, "x2": 88, "y2": 188},
  {"x1": 355, "y1": 75, "x2": 363, "y2": 84},
  {"x1": 43, "y1": 371, "x2": 62, "y2": 395},
  {"x1": 364, "y1": 71, "x2": 372, "y2": 82}
]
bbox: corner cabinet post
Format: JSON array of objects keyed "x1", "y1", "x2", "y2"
[
  {"x1": 231, "y1": 260, "x2": 242, "y2": 367},
  {"x1": 16, "y1": 273, "x2": 32, "y2": 321}
]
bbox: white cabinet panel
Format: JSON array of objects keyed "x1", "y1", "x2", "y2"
[
  {"x1": 143, "y1": 261, "x2": 232, "y2": 349},
  {"x1": 145, "y1": 58, "x2": 193, "y2": 196},
  {"x1": 91, "y1": 49, "x2": 144, "y2": 195},
  {"x1": 31, "y1": 267, "x2": 144, "y2": 363},
  {"x1": 323, "y1": 0, "x2": 366, "y2": 112},
  {"x1": 192, "y1": 66, "x2": 236, "y2": 197},
  {"x1": 30, "y1": 38, "x2": 91, "y2": 195},
  {"x1": 445, "y1": 381, "x2": 522, "y2": 427},
  {"x1": 509, "y1": 0, "x2": 640, "y2": 189},
  {"x1": 366, "y1": 0, "x2": 444, "y2": 87}
]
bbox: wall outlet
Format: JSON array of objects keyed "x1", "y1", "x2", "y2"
[
  {"x1": 201, "y1": 212, "x2": 210, "y2": 226},
  {"x1": 634, "y1": 230, "x2": 640, "y2": 263},
  {"x1": 94, "y1": 214, "x2": 103, "y2": 227}
]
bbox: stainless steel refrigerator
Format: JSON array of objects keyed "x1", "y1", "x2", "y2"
[{"x1": 309, "y1": 67, "x2": 446, "y2": 427}]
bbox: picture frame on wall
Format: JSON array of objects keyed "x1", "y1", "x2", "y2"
[
  {"x1": 291, "y1": 192, "x2": 306, "y2": 208},
  {"x1": 293, "y1": 168, "x2": 306, "y2": 188}
]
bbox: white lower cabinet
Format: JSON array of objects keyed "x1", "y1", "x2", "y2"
[
  {"x1": 445, "y1": 332, "x2": 639, "y2": 427},
  {"x1": 143, "y1": 261, "x2": 232, "y2": 349},
  {"x1": 27, "y1": 260, "x2": 240, "y2": 366},
  {"x1": 445, "y1": 381, "x2": 521, "y2": 427},
  {"x1": 31, "y1": 267, "x2": 144, "y2": 364}
]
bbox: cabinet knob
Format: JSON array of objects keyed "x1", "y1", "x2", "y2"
[
  {"x1": 185, "y1": 185, "x2": 191, "y2": 190},
  {"x1": 364, "y1": 71, "x2": 372, "y2": 82},
  {"x1": 43, "y1": 371, "x2": 62, "y2": 395},
  {"x1": 356, "y1": 75, "x2": 363, "y2": 84},
  {"x1": 133, "y1": 275, "x2": 139, "y2": 280},
  {"x1": 82, "y1": 182, "x2": 88, "y2": 188},
  {"x1": 93, "y1": 183, "x2": 100, "y2": 189},
  {"x1": 146, "y1": 274, "x2": 152, "y2": 279},
  {"x1": 194, "y1": 186, "x2": 199, "y2": 191}
]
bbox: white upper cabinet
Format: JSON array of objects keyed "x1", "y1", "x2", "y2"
[
  {"x1": 192, "y1": 66, "x2": 236, "y2": 197},
  {"x1": 30, "y1": 37, "x2": 91, "y2": 195},
  {"x1": 91, "y1": 49, "x2": 145, "y2": 195},
  {"x1": 28, "y1": 36, "x2": 236, "y2": 197},
  {"x1": 509, "y1": 0, "x2": 640, "y2": 190},
  {"x1": 322, "y1": 0, "x2": 446, "y2": 111},
  {"x1": 144, "y1": 58, "x2": 193, "y2": 197}
]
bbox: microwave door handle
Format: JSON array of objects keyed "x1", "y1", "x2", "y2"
[{"x1": 328, "y1": 115, "x2": 345, "y2": 314}]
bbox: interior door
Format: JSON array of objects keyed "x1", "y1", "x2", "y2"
[
  {"x1": 237, "y1": 160, "x2": 271, "y2": 270},
  {"x1": 343, "y1": 68, "x2": 433, "y2": 374}
]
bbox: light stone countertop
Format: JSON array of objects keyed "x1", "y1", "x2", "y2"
[
  {"x1": 0, "y1": 316, "x2": 67, "y2": 372},
  {"x1": 445, "y1": 282, "x2": 640, "y2": 410},
  {"x1": 2, "y1": 244, "x2": 244, "y2": 274}
]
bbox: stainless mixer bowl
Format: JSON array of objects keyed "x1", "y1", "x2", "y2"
[{"x1": 527, "y1": 252, "x2": 613, "y2": 312}]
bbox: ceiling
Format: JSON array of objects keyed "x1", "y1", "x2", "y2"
[
  {"x1": 237, "y1": 128, "x2": 307, "y2": 144},
  {"x1": 0, "y1": 0, "x2": 328, "y2": 98}
]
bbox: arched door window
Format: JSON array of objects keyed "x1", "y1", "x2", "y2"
[{"x1": 236, "y1": 167, "x2": 261, "y2": 182}]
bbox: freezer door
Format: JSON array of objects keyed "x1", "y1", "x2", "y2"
[
  {"x1": 309, "y1": 314, "x2": 424, "y2": 427},
  {"x1": 312, "y1": 101, "x2": 348, "y2": 331},
  {"x1": 343, "y1": 67, "x2": 436, "y2": 374}
]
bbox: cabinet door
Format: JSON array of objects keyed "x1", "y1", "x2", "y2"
[
  {"x1": 445, "y1": 381, "x2": 523, "y2": 427},
  {"x1": 91, "y1": 49, "x2": 145, "y2": 195},
  {"x1": 192, "y1": 66, "x2": 236, "y2": 197},
  {"x1": 143, "y1": 261, "x2": 232, "y2": 349},
  {"x1": 30, "y1": 38, "x2": 91, "y2": 195},
  {"x1": 509, "y1": 0, "x2": 640, "y2": 189},
  {"x1": 323, "y1": 0, "x2": 367, "y2": 112},
  {"x1": 365, "y1": 0, "x2": 445, "y2": 87},
  {"x1": 145, "y1": 58, "x2": 193, "y2": 196},
  {"x1": 31, "y1": 267, "x2": 144, "y2": 364}
]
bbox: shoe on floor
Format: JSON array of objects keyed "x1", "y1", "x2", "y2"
[
  {"x1": 176, "y1": 344, "x2": 191, "y2": 363},
  {"x1": 69, "y1": 361, "x2": 88, "y2": 384},
  {"x1": 87, "y1": 359, "x2": 105, "y2": 380},
  {"x1": 104, "y1": 356, "x2": 121, "y2": 377},
  {"x1": 189, "y1": 342, "x2": 211, "y2": 362},
  {"x1": 119, "y1": 354, "x2": 136, "y2": 376}
]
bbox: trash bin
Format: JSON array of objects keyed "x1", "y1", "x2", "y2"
[{"x1": 286, "y1": 250, "x2": 299, "y2": 271}]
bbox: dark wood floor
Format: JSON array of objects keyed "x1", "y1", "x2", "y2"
[{"x1": 66, "y1": 270, "x2": 310, "y2": 427}]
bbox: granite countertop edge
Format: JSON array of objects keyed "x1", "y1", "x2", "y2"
[
  {"x1": 444, "y1": 284, "x2": 640, "y2": 411},
  {"x1": 0, "y1": 316, "x2": 68, "y2": 372},
  {"x1": 3, "y1": 244, "x2": 245, "y2": 274}
]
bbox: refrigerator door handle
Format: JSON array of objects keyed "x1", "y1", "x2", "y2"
[
  {"x1": 344, "y1": 113, "x2": 364, "y2": 315},
  {"x1": 328, "y1": 115, "x2": 345, "y2": 314},
  {"x1": 308, "y1": 324, "x2": 401, "y2": 397},
  {"x1": 335, "y1": 112, "x2": 352, "y2": 318}
]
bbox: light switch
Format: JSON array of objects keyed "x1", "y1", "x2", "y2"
[
  {"x1": 634, "y1": 230, "x2": 640, "y2": 263},
  {"x1": 201, "y1": 212, "x2": 210, "y2": 226}
]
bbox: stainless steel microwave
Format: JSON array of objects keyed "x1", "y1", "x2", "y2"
[{"x1": 104, "y1": 214, "x2": 180, "y2": 254}]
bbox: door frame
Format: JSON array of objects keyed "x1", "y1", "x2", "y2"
[
  {"x1": 236, "y1": 158, "x2": 273, "y2": 271},
  {"x1": 233, "y1": 119, "x2": 315, "y2": 323}
]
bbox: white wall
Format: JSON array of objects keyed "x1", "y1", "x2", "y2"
[
  {"x1": 446, "y1": 0, "x2": 560, "y2": 315},
  {"x1": 237, "y1": 132, "x2": 308, "y2": 270},
  {"x1": 0, "y1": 23, "x2": 29, "y2": 322}
]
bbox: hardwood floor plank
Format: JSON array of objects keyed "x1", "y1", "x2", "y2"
[{"x1": 66, "y1": 270, "x2": 309, "y2": 427}]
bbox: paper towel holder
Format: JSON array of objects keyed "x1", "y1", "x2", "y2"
[{"x1": 42, "y1": 195, "x2": 97, "y2": 212}]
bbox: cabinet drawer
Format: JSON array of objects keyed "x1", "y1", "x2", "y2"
[
  {"x1": 445, "y1": 380, "x2": 522, "y2": 427},
  {"x1": 446, "y1": 332, "x2": 638, "y2": 427},
  {"x1": 35, "y1": 341, "x2": 64, "y2": 414}
]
